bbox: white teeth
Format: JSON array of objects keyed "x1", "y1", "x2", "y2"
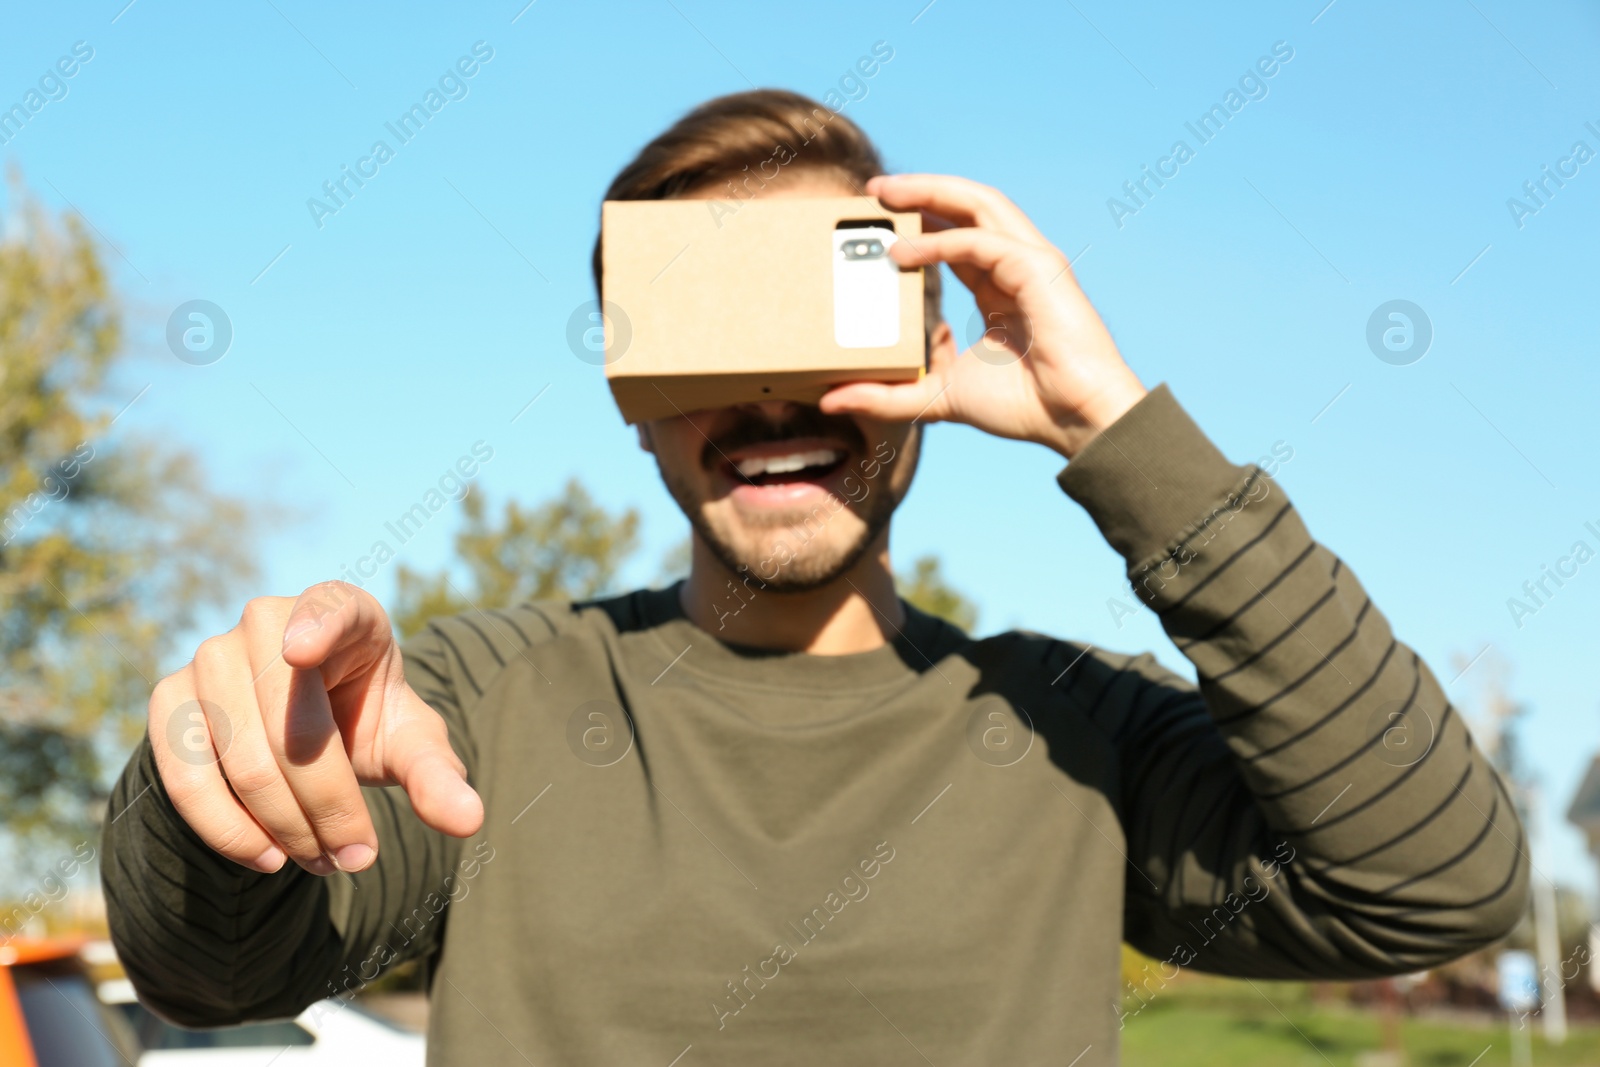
[{"x1": 735, "y1": 449, "x2": 843, "y2": 478}]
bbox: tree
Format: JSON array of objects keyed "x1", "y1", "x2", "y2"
[
  {"x1": 0, "y1": 177, "x2": 256, "y2": 870},
  {"x1": 391, "y1": 482, "x2": 979, "y2": 639},
  {"x1": 896, "y1": 554, "x2": 978, "y2": 632},
  {"x1": 655, "y1": 536, "x2": 692, "y2": 587},
  {"x1": 391, "y1": 479, "x2": 640, "y2": 639}
]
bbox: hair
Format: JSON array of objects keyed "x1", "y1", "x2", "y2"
[{"x1": 591, "y1": 88, "x2": 942, "y2": 329}]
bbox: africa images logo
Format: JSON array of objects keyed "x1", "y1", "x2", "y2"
[{"x1": 166, "y1": 300, "x2": 233, "y2": 365}]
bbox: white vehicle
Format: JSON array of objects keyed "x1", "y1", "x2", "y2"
[{"x1": 97, "y1": 979, "x2": 425, "y2": 1066}]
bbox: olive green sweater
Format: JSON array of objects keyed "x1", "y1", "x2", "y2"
[{"x1": 102, "y1": 386, "x2": 1528, "y2": 1065}]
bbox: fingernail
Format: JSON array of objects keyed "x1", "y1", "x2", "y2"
[
  {"x1": 302, "y1": 854, "x2": 337, "y2": 876},
  {"x1": 253, "y1": 846, "x2": 286, "y2": 873},
  {"x1": 281, "y1": 619, "x2": 316, "y2": 649},
  {"x1": 333, "y1": 843, "x2": 375, "y2": 872}
]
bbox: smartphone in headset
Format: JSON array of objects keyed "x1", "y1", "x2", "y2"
[{"x1": 832, "y1": 223, "x2": 900, "y2": 349}]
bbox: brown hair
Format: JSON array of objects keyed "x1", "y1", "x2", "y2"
[{"x1": 591, "y1": 88, "x2": 942, "y2": 328}]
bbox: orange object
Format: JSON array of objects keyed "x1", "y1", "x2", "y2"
[
  {"x1": 1, "y1": 936, "x2": 90, "y2": 967},
  {"x1": 0, "y1": 937, "x2": 96, "y2": 1067},
  {"x1": 0, "y1": 959, "x2": 39, "y2": 1067}
]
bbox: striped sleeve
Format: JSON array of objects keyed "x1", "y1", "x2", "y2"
[
  {"x1": 100, "y1": 736, "x2": 336, "y2": 1025},
  {"x1": 1058, "y1": 385, "x2": 1529, "y2": 978},
  {"x1": 100, "y1": 606, "x2": 548, "y2": 1025}
]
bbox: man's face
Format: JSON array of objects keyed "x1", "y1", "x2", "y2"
[
  {"x1": 637, "y1": 171, "x2": 925, "y2": 592},
  {"x1": 644, "y1": 397, "x2": 920, "y2": 591}
]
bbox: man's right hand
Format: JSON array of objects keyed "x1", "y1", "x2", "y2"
[{"x1": 146, "y1": 581, "x2": 484, "y2": 876}]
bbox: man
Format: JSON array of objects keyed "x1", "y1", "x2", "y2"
[{"x1": 104, "y1": 90, "x2": 1528, "y2": 1065}]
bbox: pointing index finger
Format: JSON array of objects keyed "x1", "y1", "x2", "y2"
[{"x1": 280, "y1": 581, "x2": 393, "y2": 684}]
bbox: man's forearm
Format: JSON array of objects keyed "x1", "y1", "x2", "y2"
[
  {"x1": 1063, "y1": 386, "x2": 1529, "y2": 974},
  {"x1": 104, "y1": 623, "x2": 477, "y2": 1024},
  {"x1": 102, "y1": 736, "x2": 338, "y2": 1026}
]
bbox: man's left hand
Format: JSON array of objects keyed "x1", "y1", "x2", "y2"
[{"x1": 820, "y1": 173, "x2": 1147, "y2": 460}]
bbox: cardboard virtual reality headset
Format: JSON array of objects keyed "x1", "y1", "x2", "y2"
[{"x1": 599, "y1": 196, "x2": 925, "y2": 424}]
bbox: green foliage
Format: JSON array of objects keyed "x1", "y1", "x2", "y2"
[
  {"x1": 391, "y1": 479, "x2": 641, "y2": 639},
  {"x1": 0, "y1": 177, "x2": 255, "y2": 857},
  {"x1": 655, "y1": 536, "x2": 692, "y2": 587},
  {"x1": 391, "y1": 488, "x2": 981, "y2": 643},
  {"x1": 896, "y1": 554, "x2": 978, "y2": 632},
  {"x1": 1120, "y1": 975, "x2": 1600, "y2": 1067}
]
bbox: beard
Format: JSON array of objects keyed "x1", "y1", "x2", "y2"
[{"x1": 655, "y1": 407, "x2": 915, "y2": 594}]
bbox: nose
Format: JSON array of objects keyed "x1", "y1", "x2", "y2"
[{"x1": 743, "y1": 399, "x2": 806, "y2": 422}]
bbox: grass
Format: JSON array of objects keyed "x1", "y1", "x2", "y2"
[{"x1": 1119, "y1": 978, "x2": 1600, "y2": 1067}]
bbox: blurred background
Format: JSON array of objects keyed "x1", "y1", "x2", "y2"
[{"x1": 2, "y1": 1, "x2": 1597, "y2": 1063}]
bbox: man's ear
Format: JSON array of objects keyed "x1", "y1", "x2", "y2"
[{"x1": 636, "y1": 422, "x2": 655, "y2": 454}]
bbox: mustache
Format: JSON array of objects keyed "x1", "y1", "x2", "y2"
[{"x1": 702, "y1": 406, "x2": 866, "y2": 470}]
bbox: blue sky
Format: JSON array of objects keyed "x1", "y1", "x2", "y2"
[{"x1": 4, "y1": 0, "x2": 1598, "y2": 895}]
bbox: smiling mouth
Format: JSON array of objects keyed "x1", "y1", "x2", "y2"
[
  {"x1": 730, "y1": 448, "x2": 848, "y2": 485},
  {"x1": 703, "y1": 406, "x2": 866, "y2": 498}
]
